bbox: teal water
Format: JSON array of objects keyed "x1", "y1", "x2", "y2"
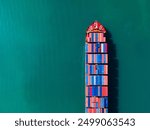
[{"x1": 0, "y1": 0, "x2": 150, "y2": 112}]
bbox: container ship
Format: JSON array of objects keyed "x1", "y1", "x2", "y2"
[{"x1": 85, "y1": 21, "x2": 108, "y2": 113}]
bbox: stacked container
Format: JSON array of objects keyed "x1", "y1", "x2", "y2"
[{"x1": 85, "y1": 21, "x2": 108, "y2": 113}]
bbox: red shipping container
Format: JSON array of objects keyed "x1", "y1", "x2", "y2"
[
  {"x1": 90, "y1": 87, "x2": 92, "y2": 96},
  {"x1": 103, "y1": 76, "x2": 108, "y2": 85},
  {"x1": 88, "y1": 75, "x2": 90, "y2": 85},
  {"x1": 88, "y1": 108, "x2": 92, "y2": 113},
  {"x1": 102, "y1": 54, "x2": 104, "y2": 63},
  {"x1": 85, "y1": 87, "x2": 88, "y2": 96},
  {"x1": 86, "y1": 97, "x2": 88, "y2": 107},
  {"x1": 102, "y1": 87, "x2": 108, "y2": 96},
  {"x1": 88, "y1": 44, "x2": 92, "y2": 52},
  {"x1": 88, "y1": 54, "x2": 92, "y2": 63}
]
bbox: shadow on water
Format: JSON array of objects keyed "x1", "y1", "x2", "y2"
[{"x1": 106, "y1": 29, "x2": 119, "y2": 113}]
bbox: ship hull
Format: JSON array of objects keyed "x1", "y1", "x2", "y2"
[{"x1": 85, "y1": 21, "x2": 108, "y2": 113}]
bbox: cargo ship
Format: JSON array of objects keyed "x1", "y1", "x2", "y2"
[{"x1": 85, "y1": 21, "x2": 108, "y2": 113}]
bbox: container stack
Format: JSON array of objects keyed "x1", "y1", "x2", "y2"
[{"x1": 85, "y1": 21, "x2": 108, "y2": 113}]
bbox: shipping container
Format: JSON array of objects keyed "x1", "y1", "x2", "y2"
[
  {"x1": 85, "y1": 43, "x2": 108, "y2": 53},
  {"x1": 86, "y1": 54, "x2": 108, "y2": 63},
  {"x1": 86, "y1": 64, "x2": 108, "y2": 74},
  {"x1": 86, "y1": 76, "x2": 108, "y2": 85}
]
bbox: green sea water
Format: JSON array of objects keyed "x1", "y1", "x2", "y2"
[{"x1": 0, "y1": 0, "x2": 150, "y2": 112}]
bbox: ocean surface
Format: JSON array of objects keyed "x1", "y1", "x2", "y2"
[{"x1": 0, "y1": 0, "x2": 150, "y2": 112}]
